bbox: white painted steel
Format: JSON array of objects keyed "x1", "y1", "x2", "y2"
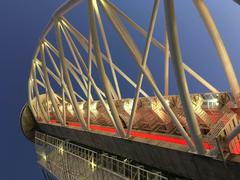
[{"x1": 28, "y1": 0, "x2": 240, "y2": 154}]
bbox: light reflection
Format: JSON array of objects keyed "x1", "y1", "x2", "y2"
[{"x1": 58, "y1": 145, "x2": 64, "y2": 155}]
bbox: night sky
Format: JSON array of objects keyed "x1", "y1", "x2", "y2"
[{"x1": 0, "y1": 0, "x2": 240, "y2": 179}]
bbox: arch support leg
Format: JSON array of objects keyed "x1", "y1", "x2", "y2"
[
  {"x1": 164, "y1": 0, "x2": 206, "y2": 154},
  {"x1": 194, "y1": 0, "x2": 240, "y2": 107}
]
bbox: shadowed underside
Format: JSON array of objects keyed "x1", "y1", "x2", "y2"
[{"x1": 20, "y1": 104, "x2": 37, "y2": 142}]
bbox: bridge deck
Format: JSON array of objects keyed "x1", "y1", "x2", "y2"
[
  {"x1": 33, "y1": 92, "x2": 240, "y2": 155},
  {"x1": 37, "y1": 123, "x2": 240, "y2": 180}
]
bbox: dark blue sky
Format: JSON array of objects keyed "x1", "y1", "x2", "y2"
[
  {"x1": 0, "y1": 1, "x2": 64, "y2": 179},
  {"x1": 0, "y1": 0, "x2": 239, "y2": 179}
]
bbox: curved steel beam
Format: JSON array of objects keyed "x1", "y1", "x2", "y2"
[
  {"x1": 40, "y1": 44, "x2": 65, "y2": 125},
  {"x1": 127, "y1": 0, "x2": 160, "y2": 137},
  {"x1": 40, "y1": 0, "x2": 82, "y2": 40},
  {"x1": 55, "y1": 20, "x2": 88, "y2": 130},
  {"x1": 105, "y1": 0, "x2": 219, "y2": 94},
  {"x1": 99, "y1": 0, "x2": 195, "y2": 150},
  {"x1": 164, "y1": 0, "x2": 205, "y2": 154},
  {"x1": 94, "y1": 2, "x2": 121, "y2": 99},
  {"x1": 32, "y1": 62, "x2": 49, "y2": 122},
  {"x1": 61, "y1": 17, "x2": 148, "y2": 97},
  {"x1": 194, "y1": 0, "x2": 240, "y2": 106},
  {"x1": 89, "y1": 0, "x2": 125, "y2": 137}
]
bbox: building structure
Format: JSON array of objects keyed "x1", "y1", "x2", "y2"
[{"x1": 21, "y1": 0, "x2": 240, "y2": 179}]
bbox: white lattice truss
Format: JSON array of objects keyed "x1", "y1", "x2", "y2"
[{"x1": 28, "y1": 0, "x2": 240, "y2": 155}]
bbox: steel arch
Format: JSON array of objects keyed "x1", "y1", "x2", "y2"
[{"x1": 28, "y1": 0, "x2": 240, "y2": 155}]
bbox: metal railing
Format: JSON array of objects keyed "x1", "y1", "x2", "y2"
[{"x1": 35, "y1": 131, "x2": 168, "y2": 180}]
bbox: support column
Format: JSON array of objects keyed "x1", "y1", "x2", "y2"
[
  {"x1": 164, "y1": 0, "x2": 206, "y2": 154},
  {"x1": 89, "y1": 0, "x2": 125, "y2": 137}
]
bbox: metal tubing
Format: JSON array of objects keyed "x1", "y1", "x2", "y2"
[
  {"x1": 61, "y1": 20, "x2": 118, "y2": 100},
  {"x1": 164, "y1": 33, "x2": 170, "y2": 96},
  {"x1": 45, "y1": 40, "x2": 106, "y2": 98},
  {"x1": 100, "y1": 0, "x2": 195, "y2": 150},
  {"x1": 55, "y1": 20, "x2": 88, "y2": 130},
  {"x1": 194, "y1": 0, "x2": 240, "y2": 106},
  {"x1": 105, "y1": 0, "x2": 219, "y2": 93},
  {"x1": 60, "y1": 64, "x2": 66, "y2": 124},
  {"x1": 99, "y1": 0, "x2": 153, "y2": 79},
  {"x1": 45, "y1": 46, "x2": 61, "y2": 75},
  {"x1": 28, "y1": 70, "x2": 37, "y2": 118},
  {"x1": 40, "y1": 0, "x2": 82, "y2": 40},
  {"x1": 48, "y1": 65, "x2": 85, "y2": 101},
  {"x1": 87, "y1": 16, "x2": 93, "y2": 129},
  {"x1": 46, "y1": 46, "x2": 117, "y2": 132},
  {"x1": 183, "y1": 64, "x2": 219, "y2": 93},
  {"x1": 164, "y1": 0, "x2": 205, "y2": 154},
  {"x1": 41, "y1": 50, "x2": 85, "y2": 102},
  {"x1": 127, "y1": 0, "x2": 160, "y2": 137},
  {"x1": 35, "y1": 63, "x2": 61, "y2": 115},
  {"x1": 32, "y1": 66, "x2": 49, "y2": 122},
  {"x1": 134, "y1": 57, "x2": 196, "y2": 151},
  {"x1": 88, "y1": 72, "x2": 121, "y2": 134},
  {"x1": 89, "y1": 0, "x2": 125, "y2": 137},
  {"x1": 94, "y1": 1, "x2": 121, "y2": 99},
  {"x1": 226, "y1": 126, "x2": 240, "y2": 145},
  {"x1": 105, "y1": 0, "x2": 165, "y2": 51},
  {"x1": 67, "y1": 67, "x2": 88, "y2": 98},
  {"x1": 40, "y1": 44, "x2": 65, "y2": 124},
  {"x1": 61, "y1": 18, "x2": 149, "y2": 97},
  {"x1": 60, "y1": 24, "x2": 88, "y2": 90}
]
